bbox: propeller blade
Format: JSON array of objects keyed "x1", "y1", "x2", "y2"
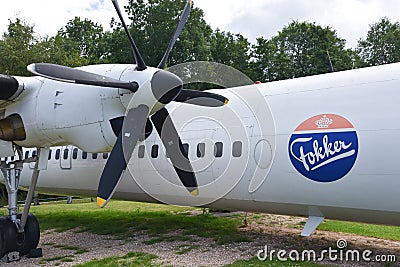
[
  {"x1": 157, "y1": 0, "x2": 193, "y2": 69},
  {"x1": 174, "y1": 89, "x2": 229, "y2": 107},
  {"x1": 28, "y1": 63, "x2": 138, "y2": 92},
  {"x1": 151, "y1": 107, "x2": 198, "y2": 196},
  {"x1": 97, "y1": 104, "x2": 149, "y2": 208},
  {"x1": 111, "y1": 0, "x2": 147, "y2": 71}
]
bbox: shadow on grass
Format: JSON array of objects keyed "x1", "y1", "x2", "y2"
[{"x1": 37, "y1": 209, "x2": 249, "y2": 244}]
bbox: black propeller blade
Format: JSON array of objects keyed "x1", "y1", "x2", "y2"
[
  {"x1": 151, "y1": 107, "x2": 198, "y2": 196},
  {"x1": 111, "y1": 0, "x2": 147, "y2": 71},
  {"x1": 175, "y1": 89, "x2": 229, "y2": 107},
  {"x1": 158, "y1": 0, "x2": 193, "y2": 69},
  {"x1": 97, "y1": 104, "x2": 149, "y2": 208},
  {"x1": 27, "y1": 63, "x2": 138, "y2": 92}
]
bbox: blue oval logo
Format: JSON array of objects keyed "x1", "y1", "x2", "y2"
[{"x1": 288, "y1": 114, "x2": 358, "y2": 182}]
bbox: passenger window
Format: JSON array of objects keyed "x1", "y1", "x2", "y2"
[
  {"x1": 32, "y1": 150, "x2": 37, "y2": 158},
  {"x1": 82, "y1": 151, "x2": 88, "y2": 160},
  {"x1": 72, "y1": 148, "x2": 78, "y2": 159},
  {"x1": 151, "y1": 145, "x2": 159, "y2": 158},
  {"x1": 103, "y1": 153, "x2": 108, "y2": 159},
  {"x1": 92, "y1": 153, "x2": 98, "y2": 159},
  {"x1": 232, "y1": 141, "x2": 242, "y2": 157},
  {"x1": 10, "y1": 156, "x2": 14, "y2": 161},
  {"x1": 138, "y1": 145, "x2": 145, "y2": 158},
  {"x1": 197, "y1": 143, "x2": 205, "y2": 158},
  {"x1": 55, "y1": 149, "x2": 60, "y2": 160},
  {"x1": 214, "y1": 142, "x2": 223, "y2": 158},
  {"x1": 25, "y1": 151, "x2": 29, "y2": 159},
  {"x1": 48, "y1": 149, "x2": 52, "y2": 160},
  {"x1": 182, "y1": 143, "x2": 189, "y2": 157},
  {"x1": 63, "y1": 148, "x2": 69, "y2": 160}
]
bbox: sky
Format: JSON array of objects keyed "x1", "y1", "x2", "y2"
[{"x1": 0, "y1": 0, "x2": 399, "y2": 48}]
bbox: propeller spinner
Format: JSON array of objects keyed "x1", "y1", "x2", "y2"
[{"x1": 27, "y1": 0, "x2": 229, "y2": 208}]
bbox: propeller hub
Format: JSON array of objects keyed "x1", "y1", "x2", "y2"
[{"x1": 151, "y1": 70, "x2": 183, "y2": 105}]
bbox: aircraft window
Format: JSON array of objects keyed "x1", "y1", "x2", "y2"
[
  {"x1": 48, "y1": 149, "x2": 52, "y2": 160},
  {"x1": 92, "y1": 153, "x2": 98, "y2": 160},
  {"x1": 72, "y1": 148, "x2": 78, "y2": 159},
  {"x1": 82, "y1": 151, "x2": 88, "y2": 160},
  {"x1": 25, "y1": 151, "x2": 29, "y2": 159},
  {"x1": 10, "y1": 156, "x2": 14, "y2": 161},
  {"x1": 197, "y1": 143, "x2": 205, "y2": 158},
  {"x1": 214, "y1": 142, "x2": 223, "y2": 158},
  {"x1": 32, "y1": 150, "x2": 37, "y2": 158},
  {"x1": 103, "y1": 153, "x2": 108, "y2": 159},
  {"x1": 63, "y1": 148, "x2": 69, "y2": 160},
  {"x1": 232, "y1": 141, "x2": 242, "y2": 157},
  {"x1": 138, "y1": 145, "x2": 145, "y2": 158},
  {"x1": 182, "y1": 143, "x2": 189, "y2": 157},
  {"x1": 151, "y1": 145, "x2": 159, "y2": 158},
  {"x1": 55, "y1": 149, "x2": 60, "y2": 160}
]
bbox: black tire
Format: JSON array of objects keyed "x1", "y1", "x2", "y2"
[
  {"x1": 15, "y1": 214, "x2": 40, "y2": 256},
  {"x1": 0, "y1": 218, "x2": 6, "y2": 258},
  {"x1": 0, "y1": 217, "x2": 18, "y2": 256}
]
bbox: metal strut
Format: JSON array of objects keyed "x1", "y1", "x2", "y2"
[{"x1": 0, "y1": 147, "x2": 48, "y2": 233}]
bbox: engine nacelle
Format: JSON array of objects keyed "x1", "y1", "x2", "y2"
[{"x1": 3, "y1": 65, "x2": 131, "y2": 153}]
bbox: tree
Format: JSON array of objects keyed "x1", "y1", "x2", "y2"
[
  {"x1": 210, "y1": 30, "x2": 254, "y2": 79},
  {"x1": 358, "y1": 17, "x2": 400, "y2": 66},
  {"x1": 0, "y1": 19, "x2": 36, "y2": 75},
  {"x1": 252, "y1": 21, "x2": 357, "y2": 82},
  {"x1": 57, "y1": 17, "x2": 107, "y2": 64},
  {"x1": 104, "y1": 0, "x2": 212, "y2": 66}
]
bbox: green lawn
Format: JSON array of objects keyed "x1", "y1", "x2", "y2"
[{"x1": 0, "y1": 200, "x2": 398, "y2": 266}]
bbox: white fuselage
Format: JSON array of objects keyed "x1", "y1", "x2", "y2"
[{"x1": 6, "y1": 63, "x2": 400, "y2": 226}]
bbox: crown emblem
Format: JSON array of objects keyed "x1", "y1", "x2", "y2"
[{"x1": 315, "y1": 115, "x2": 333, "y2": 128}]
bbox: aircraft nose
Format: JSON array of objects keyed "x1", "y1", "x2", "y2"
[{"x1": 151, "y1": 70, "x2": 183, "y2": 105}]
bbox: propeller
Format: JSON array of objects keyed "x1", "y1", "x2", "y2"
[
  {"x1": 26, "y1": 0, "x2": 229, "y2": 208},
  {"x1": 27, "y1": 63, "x2": 138, "y2": 92},
  {"x1": 158, "y1": 0, "x2": 193, "y2": 69}
]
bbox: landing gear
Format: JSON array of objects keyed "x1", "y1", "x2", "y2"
[{"x1": 0, "y1": 147, "x2": 48, "y2": 262}]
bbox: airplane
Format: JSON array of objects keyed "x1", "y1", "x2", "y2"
[{"x1": 0, "y1": 0, "x2": 399, "y2": 262}]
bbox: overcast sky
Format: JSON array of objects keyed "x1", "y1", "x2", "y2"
[{"x1": 0, "y1": 0, "x2": 399, "y2": 48}]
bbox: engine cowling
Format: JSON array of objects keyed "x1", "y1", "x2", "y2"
[{"x1": 2, "y1": 65, "x2": 130, "y2": 153}]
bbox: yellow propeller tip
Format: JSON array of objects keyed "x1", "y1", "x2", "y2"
[
  {"x1": 224, "y1": 99, "x2": 229, "y2": 105},
  {"x1": 97, "y1": 197, "x2": 107, "y2": 208},
  {"x1": 190, "y1": 189, "x2": 199, "y2": 196}
]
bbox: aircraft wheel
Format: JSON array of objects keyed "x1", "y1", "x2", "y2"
[
  {"x1": 15, "y1": 214, "x2": 40, "y2": 255},
  {"x1": 0, "y1": 218, "x2": 6, "y2": 258},
  {"x1": 0, "y1": 217, "x2": 18, "y2": 257}
]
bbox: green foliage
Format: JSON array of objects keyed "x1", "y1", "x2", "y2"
[
  {"x1": 0, "y1": 18, "x2": 88, "y2": 76},
  {"x1": 57, "y1": 17, "x2": 107, "y2": 65},
  {"x1": 358, "y1": 17, "x2": 400, "y2": 66},
  {"x1": 252, "y1": 21, "x2": 358, "y2": 82},
  {"x1": 210, "y1": 30, "x2": 254, "y2": 79},
  {"x1": 106, "y1": 0, "x2": 212, "y2": 66}
]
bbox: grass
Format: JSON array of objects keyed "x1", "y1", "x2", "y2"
[
  {"x1": 73, "y1": 252, "x2": 159, "y2": 267},
  {"x1": 1, "y1": 200, "x2": 399, "y2": 243},
  {"x1": 318, "y1": 220, "x2": 400, "y2": 241},
  {"x1": 1, "y1": 200, "x2": 249, "y2": 244}
]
